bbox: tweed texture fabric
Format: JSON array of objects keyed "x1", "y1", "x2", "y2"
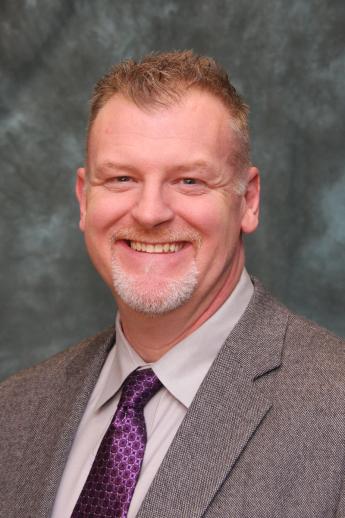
[
  {"x1": 1, "y1": 279, "x2": 345, "y2": 518},
  {"x1": 71, "y1": 369, "x2": 162, "y2": 518}
]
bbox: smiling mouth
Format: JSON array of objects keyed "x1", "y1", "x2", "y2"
[{"x1": 126, "y1": 240, "x2": 184, "y2": 253}]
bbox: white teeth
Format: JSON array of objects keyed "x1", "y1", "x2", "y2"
[{"x1": 129, "y1": 241, "x2": 183, "y2": 253}]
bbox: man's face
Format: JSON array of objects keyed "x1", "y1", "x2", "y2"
[{"x1": 77, "y1": 89, "x2": 259, "y2": 315}]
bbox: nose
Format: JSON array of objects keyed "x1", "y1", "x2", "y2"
[{"x1": 131, "y1": 182, "x2": 174, "y2": 228}]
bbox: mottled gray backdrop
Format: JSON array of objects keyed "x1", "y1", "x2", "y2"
[{"x1": 1, "y1": 0, "x2": 344, "y2": 380}]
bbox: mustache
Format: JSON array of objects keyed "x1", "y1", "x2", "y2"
[{"x1": 110, "y1": 227, "x2": 202, "y2": 247}]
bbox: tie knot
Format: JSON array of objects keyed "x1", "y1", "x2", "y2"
[{"x1": 119, "y1": 368, "x2": 162, "y2": 411}]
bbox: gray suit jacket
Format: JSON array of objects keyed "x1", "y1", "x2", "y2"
[{"x1": 1, "y1": 279, "x2": 345, "y2": 518}]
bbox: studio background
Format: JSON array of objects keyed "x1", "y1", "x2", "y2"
[{"x1": 1, "y1": 0, "x2": 344, "y2": 381}]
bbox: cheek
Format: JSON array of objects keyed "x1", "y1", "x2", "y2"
[
  {"x1": 179, "y1": 195, "x2": 240, "y2": 240},
  {"x1": 85, "y1": 193, "x2": 132, "y2": 231}
]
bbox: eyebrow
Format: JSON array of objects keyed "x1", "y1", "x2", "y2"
[
  {"x1": 96, "y1": 160, "x2": 213, "y2": 174},
  {"x1": 169, "y1": 160, "x2": 212, "y2": 174},
  {"x1": 95, "y1": 162, "x2": 139, "y2": 175}
]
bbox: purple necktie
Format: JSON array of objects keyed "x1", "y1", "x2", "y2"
[{"x1": 71, "y1": 368, "x2": 162, "y2": 518}]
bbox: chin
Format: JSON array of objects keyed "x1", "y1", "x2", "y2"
[{"x1": 111, "y1": 261, "x2": 199, "y2": 315}]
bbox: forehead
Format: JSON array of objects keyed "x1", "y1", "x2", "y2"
[{"x1": 87, "y1": 89, "x2": 235, "y2": 166}]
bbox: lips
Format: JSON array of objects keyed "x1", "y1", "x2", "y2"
[{"x1": 128, "y1": 241, "x2": 184, "y2": 253}]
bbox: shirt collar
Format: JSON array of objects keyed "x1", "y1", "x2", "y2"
[{"x1": 94, "y1": 268, "x2": 253, "y2": 410}]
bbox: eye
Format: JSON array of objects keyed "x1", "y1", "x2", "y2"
[
  {"x1": 115, "y1": 175, "x2": 132, "y2": 182},
  {"x1": 181, "y1": 178, "x2": 199, "y2": 185},
  {"x1": 174, "y1": 176, "x2": 208, "y2": 195},
  {"x1": 103, "y1": 175, "x2": 136, "y2": 191},
  {"x1": 104, "y1": 175, "x2": 132, "y2": 185}
]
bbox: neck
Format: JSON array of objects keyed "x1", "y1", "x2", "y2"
[{"x1": 117, "y1": 244, "x2": 245, "y2": 362}]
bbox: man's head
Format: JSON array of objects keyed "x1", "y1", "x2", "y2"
[
  {"x1": 77, "y1": 51, "x2": 259, "y2": 318},
  {"x1": 88, "y1": 50, "x2": 250, "y2": 190}
]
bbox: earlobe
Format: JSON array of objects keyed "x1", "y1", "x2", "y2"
[
  {"x1": 241, "y1": 166, "x2": 260, "y2": 235},
  {"x1": 76, "y1": 167, "x2": 87, "y2": 232}
]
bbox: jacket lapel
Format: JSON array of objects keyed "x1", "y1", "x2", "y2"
[
  {"x1": 138, "y1": 280, "x2": 288, "y2": 518},
  {"x1": 12, "y1": 328, "x2": 115, "y2": 518}
]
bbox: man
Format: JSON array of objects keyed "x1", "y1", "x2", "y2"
[{"x1": 1, "y1": 51, "x2": 345, "y2": 518}]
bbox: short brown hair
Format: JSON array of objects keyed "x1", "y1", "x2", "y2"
[{"x1": 89, "y1": 50, "x2": 250, "y2": 178}]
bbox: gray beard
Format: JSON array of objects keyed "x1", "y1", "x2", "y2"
[{"x1": 111, "y1": 255, "x2": 199, "y2": 315}]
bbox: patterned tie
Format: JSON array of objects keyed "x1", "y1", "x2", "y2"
[{"x1": 71, "y1": 368, "x2": 162, "y2": 518}]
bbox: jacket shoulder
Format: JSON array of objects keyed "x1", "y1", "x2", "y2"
[
  {"x1": 283, "y1": 310, "x2": 345, "y2": 384},
  {"x1": 253, "y1": 276, "x2": 345, "y2": 356},
  {"x1": 0, "y1": 326, "x2": 115, "y2": 402},
  {"x1": 250, "y1": 278, "x2": 345, "y2": 394}
]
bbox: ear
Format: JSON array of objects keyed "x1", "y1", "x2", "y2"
[
  {"x1": 75, "y1": 167, "x2": 87, "y2": 232},
  {"x1": 240, "y1": 166, "x2": 260, "y2": 234}
]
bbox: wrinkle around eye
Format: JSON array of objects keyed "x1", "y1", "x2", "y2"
[
  {"x1": 173, "y1": 178, "x2": 209, "y2": 195},
  {"x1": 99, "y1": 176, "x2": 138, "y2": 192}
]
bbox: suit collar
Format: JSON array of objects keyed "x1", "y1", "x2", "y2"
[
  {"x1": 224, "y1": 276, "x2": 287, "y2": 380},
  {"x1": 137, "y1": 278, "x2": 288, "y2": 518}
]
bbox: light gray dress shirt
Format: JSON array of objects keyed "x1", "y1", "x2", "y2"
[{"x1": 52, "y1": 269, "x2": 253, "y2": 518}]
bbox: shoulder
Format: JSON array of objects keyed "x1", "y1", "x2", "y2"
[
  {"x1": 252, "y1": 276, "x2": 344, "y2": 354},
  {"x1": 251, "y1": 278, "x2": 345, "y2": 409},
  {"x1": 285, "y1": 308, "x2": 344, "y2": 355},
  {"x1": 0, "y1": 326, "x2": 115, "y2": 405},
  {"x1": 282, "y1": 310, "x2": 345, "y2": 396}
]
